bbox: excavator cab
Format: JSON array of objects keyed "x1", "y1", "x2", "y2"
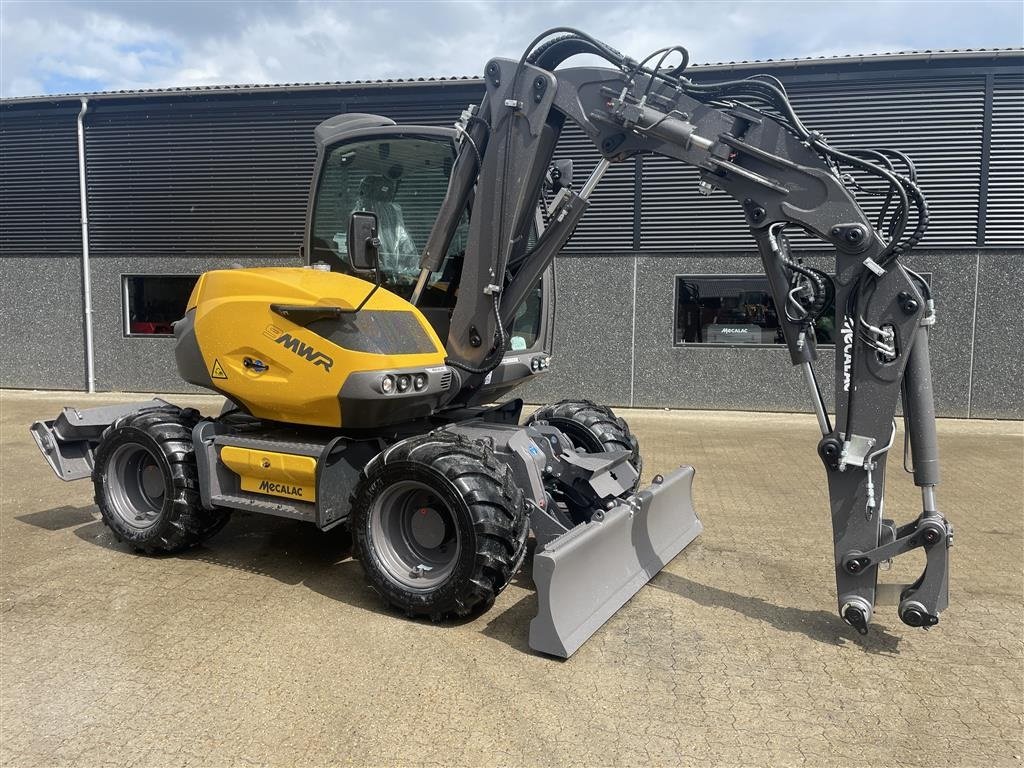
[{"x1": 304, "y1": 114, "x2": 554, "y2": 398}]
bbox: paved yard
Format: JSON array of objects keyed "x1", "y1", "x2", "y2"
[{"x1": 1, "y1": 390, "x2": 1021, "y2": 767}]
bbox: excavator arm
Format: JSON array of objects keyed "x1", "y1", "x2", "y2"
[{"x1": 418, "y1": 29, "x2": 951, "y2": 634}]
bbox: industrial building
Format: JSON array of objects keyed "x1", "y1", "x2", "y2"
[{"x1": 1, "y1": 49, "x2": 1021, "y2": 418}]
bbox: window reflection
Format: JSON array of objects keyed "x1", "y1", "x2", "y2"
[{"x1": 674, "y1": 275, "x2": 836, "y2": 347}]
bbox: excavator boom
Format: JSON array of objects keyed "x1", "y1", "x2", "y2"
[{"x1": 418, "y1": 29, "x2": 951, "y2": 634}]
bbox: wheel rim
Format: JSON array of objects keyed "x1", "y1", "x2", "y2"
[
  {"x1": 369, "y1": 480, "x2": 461, "y2": 590},
  {"x1": 104, "y1": 442, "x2": 166, "y2": 531},
  {"x1": 555, "y1": 420, "x2": 604, "y2": 454}
]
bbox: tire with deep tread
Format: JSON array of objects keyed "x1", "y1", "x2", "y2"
[
  {"x1": 92, "y1": 407, "x2": 230, "y2": 553},
  {"x1": 351, "y1": 431, "x2": 529, "y2": 620},
  {"x1": 526, "y1": 399, "x2": 642, "y2": 485}
]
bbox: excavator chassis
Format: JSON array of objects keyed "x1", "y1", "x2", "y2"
[{"x1": 31, "y1": 398, "x2": 701, "y2": 658}]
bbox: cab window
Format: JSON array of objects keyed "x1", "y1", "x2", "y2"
[
  {"x1": 310, "y1": 136, "x2": 465, "y2": 295},
  {"x1": 309, "y1": 134, "x2": 543, "y2": 350}
]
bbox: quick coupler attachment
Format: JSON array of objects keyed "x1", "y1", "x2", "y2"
[
  {"x1": 529, "y1": 466, "x2": 702, "y2": 658},
  {"x1": 839, "y1": 511, "x2": 952, "y2": 633}
]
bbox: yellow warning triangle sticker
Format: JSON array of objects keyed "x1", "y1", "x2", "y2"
[{"x1": 211, "y1": 359, "x2": 228, "y2": 379}]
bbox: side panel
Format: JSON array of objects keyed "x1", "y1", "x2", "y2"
[
  {"x1": 219, "y1": 446, "x2": 318, "y2": 502},
  {"x1": 191, "y1": 421, "x2": 380, "y2": 529}
]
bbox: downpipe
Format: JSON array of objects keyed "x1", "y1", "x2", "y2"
[{"x1": 77, "y1": 97, "x2": 96, "y2": 393}]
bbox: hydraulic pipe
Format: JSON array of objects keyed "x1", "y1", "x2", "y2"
[{"x1": 753, "y1": 230, "x2": 817, "y2": 367}]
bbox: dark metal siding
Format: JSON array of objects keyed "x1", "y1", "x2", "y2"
[
  {"x1": 987, "y1": 73, "x2": 1024, "y2": 246},
  {"x1": 0, "y1": 106, "x2": 82, "y2": 255},
  {"x1": 788, "y1": 77, "x2": 986, "y2": 249},
  {"x1": 640, "y1": 75, "x2": 988, "y2": 251},
  {"x1": 554, "y1": 120, "x2": 635, "y2": 251},
  {"x1": 1, "y1": 59, "x2": 1021, "y2": 263},
  {"x1": 82, "y1": 92, "x2": 476, "y2": 259}
]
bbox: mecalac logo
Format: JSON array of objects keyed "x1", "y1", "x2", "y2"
[
  {"x1": 841, "y1": 316, "x2": 855, "y2": 392},
  {"x1": 263, "y1": 324, "x2": 334, "y2": 372},
  {"x1": 258, "y1": 479, "x2": 304, "y2": 497}
]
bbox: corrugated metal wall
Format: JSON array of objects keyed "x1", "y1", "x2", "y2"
[
  {"x1": 641, "y1": 75, "x2": 990, "y2": 250},
  {"x1": 0, "y1": 105, "x2": 82, "y2": 255},
  {"x1": 3, "y1": 63, "x2": 1021, "y2": 262},
  {"x1": 987, "y1": 73, "x2": 1024, "y2": 246},
  {"x1": 1, "y1": 57, "x2": 1022, "y2": 413},
  {"x1": 789, "y1": 77, "x2": 986, "y2": 248},
  {"x1": 82, "y1": 93, "x2": 474, "y2": 260}
]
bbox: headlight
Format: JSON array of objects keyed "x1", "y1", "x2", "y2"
[
  {"x1": 380, "y1": 375, "x2": 395, "y2": 394},
  {"x1": 396, "y1": 375, "x2": 411, "y2": 393},
  {"x1": 413, "y1": 374, "x2": 427, "y2": 391}
]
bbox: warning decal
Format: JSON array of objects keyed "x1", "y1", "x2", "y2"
[{"x1": 211, "y1": 359, "x2": 228, "y2": 379}]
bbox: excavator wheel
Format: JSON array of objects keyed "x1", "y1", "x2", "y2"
[
  {"x1": 92, "y1": 408, "x2": 230, "y2": 554},
  {"x1": 526, "y1": 399, "x2": 642, "y2": 485},
  {"x1": 352, "y1": 432, "x2": 529, "y2": 621}
]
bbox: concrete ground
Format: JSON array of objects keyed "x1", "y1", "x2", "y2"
[{"x1": 1, "y1": 390, "x2": 1021, "y2": 767}]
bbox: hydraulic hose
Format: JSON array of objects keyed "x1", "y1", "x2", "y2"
[{"x1": 444, "y1": 293, "x2": 508, "y2": 377}]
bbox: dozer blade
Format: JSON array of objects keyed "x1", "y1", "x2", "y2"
[{"x1": 529, "y1": 466, "x2": 701, "y2": 658}]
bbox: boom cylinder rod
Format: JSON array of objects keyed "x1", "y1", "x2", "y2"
[
  {"x1": 635, "y1": 107, "x2": 714, "y2": 151},
  {"x1": 800, "y1": 361, "x2": 832, "y2": 435},
  {"x1": 409, "y1": 268, "x2": 430, "y2": 306},
  {"x1": 901, "y1": 323, "x2": 941, "y2": 488},
  {"x1": 579, "y1": 157, "x2": 611, "y2": 199}
]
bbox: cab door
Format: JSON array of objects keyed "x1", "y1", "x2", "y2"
[
  {"x1": 304, "y1": 112, "x2": 553, "y2": 358},
  {"x1": 305, "y1": 115, "x2": 458, "y2": 283}
]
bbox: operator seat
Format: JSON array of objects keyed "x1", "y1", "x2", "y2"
[
  {"x1": 354, "y1": 175, "x2": 419, "y2": 282},
  {"x1": 353, "y1": 174, "x2": 453, "y2": 341}
]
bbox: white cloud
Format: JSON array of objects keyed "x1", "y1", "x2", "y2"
[{"x1": 1, "y1": 0, "x2": 1022, "y2": 98}]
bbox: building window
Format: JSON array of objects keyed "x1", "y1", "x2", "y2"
[
  {"x1": 674, "y1": 274, "x2": 837, "y2": 347},
  {"x1": 123, "y1": 275, "x2": 199, "y2": 336}
]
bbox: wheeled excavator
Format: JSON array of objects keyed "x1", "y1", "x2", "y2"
[{"x1": 31, "y1": 28, "x2": 951, "y2": 656}]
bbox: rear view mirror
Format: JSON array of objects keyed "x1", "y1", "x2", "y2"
[{"x1": 347, "y1": 211, "x2": 380, "y2": 275}]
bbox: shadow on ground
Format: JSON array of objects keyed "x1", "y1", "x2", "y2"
[
  {"x1": 16, "y1": 505, "x2": 98, "y2": 531},
  {"x1": 21, "y1": 504, "x2": 900, "y2": 656},
  {"x1": 49, "y1": 508, "x2": 533, "y2": 649},
  {"x1": 650, "y1": 570, "x2": 903, "y2": 654}
]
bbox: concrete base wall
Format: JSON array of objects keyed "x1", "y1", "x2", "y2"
[
  {"x1": 970, "y1": 252, "x2": 1024, "y2": 418},
  {"x1": 87, "y1": 255, "x2": 302, "y2": 393},
  {"x1": 0, "y1": 256, "x2": 86, "y2": 391},
  {"x1": 521, "y1": 250, "x2": 1023, "y2": 419},
  {"x1": 2, "y1": 249, "x2": 1021, "y2": 419}
]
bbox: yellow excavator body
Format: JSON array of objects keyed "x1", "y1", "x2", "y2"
[{"x1": 174, "y1": 267, "x2": 448, "y2": 428}]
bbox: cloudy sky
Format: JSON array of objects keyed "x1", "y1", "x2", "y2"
[{"x1": 2, "y1": 0, "x2": 1022, "y2": 98}]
